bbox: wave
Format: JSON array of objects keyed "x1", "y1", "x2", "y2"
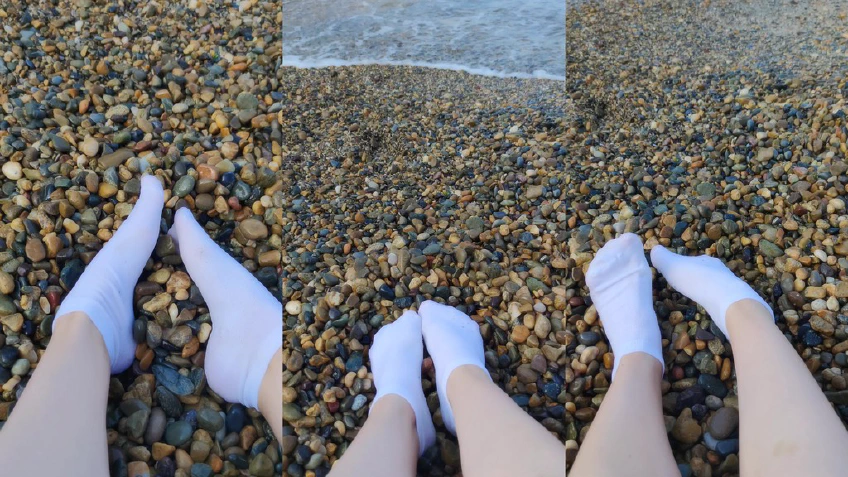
[{"x1": 282, "y1": 55, "x2": 565, "y2": 81}]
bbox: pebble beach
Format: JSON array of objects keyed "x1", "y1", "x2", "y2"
[
  {"x1": 283, "y1": 0, "x2": 848, "y2": 476},
  {"x1": 566, "y1": 0, "x2": 848, "y2": 474},
  {"x1": 282, "y1": 65, "x2": 568, "y2": 475},
  {"x1": 0, "y1": 0, "x2": 282, "y2": 476}
]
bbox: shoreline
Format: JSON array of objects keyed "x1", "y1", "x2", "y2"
[{"x1": 283, "y1": 57, "x2": 566, "y2": 81}]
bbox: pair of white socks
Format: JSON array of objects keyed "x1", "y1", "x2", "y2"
[
  {"x1": 369, "y1": 300, "x2": 487, "y2": 456},
  {"x1": 585, "y1": 233, "x2": 772, "y2": 379},
  {"x1": 54, "y1": 176, "x2": 281, "y2": 410}
]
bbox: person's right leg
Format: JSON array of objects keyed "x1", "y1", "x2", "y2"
[
  {"x1": 258, "y1": 348, "x2": 283, "y2": 443},
  {"x1": 419, "y1": 300, "x2": 565, "y2": 477},
  {"x1": 651, "y1": 246, "x2": 848, "y2": 477},
  {"x1": 727, "y1": 299, "x2": 848, "y2": 477}
]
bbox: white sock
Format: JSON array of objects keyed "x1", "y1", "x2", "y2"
[
  {"x1": 585, "y1": 233, "x2": 663, "y2": 380},
  {"x1": 419, "y1": 300, "x2": 487, "y2": 435},
  {"x1": 54, "y1": 175, "x2": 164, "y2": 373},
  {"x1": 169, "y1": 208, "x2": 282, "y2": 410},
  {"x1": 369, "y1": 310, "x2": 435, "y2": 456},
  {"x1": 650, "y1": 245, "x2": 773, "y2": 339}
]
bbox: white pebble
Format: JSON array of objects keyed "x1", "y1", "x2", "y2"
[{"x1": 2, "y1": 161, "x2": 22, "y2": 180}]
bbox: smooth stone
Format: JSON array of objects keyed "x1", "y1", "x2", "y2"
[
  {"x1": 698, "y1": 374, "x2": 728, "y2": 398},
  {"x1": 0, "y1": 347, "x2": 18, "y2": 368},
  {"x1": 10, "y1": 358, "x2": 29, "y2": 376},
  {"x1": 99, "y1": 148, "x2": 134, "y2": 168},
  {"x1": 248, "y1": 454, "x2": 275, "y2": 477},
  {"x1": 351, "y1": 394, "x2": 367, "y2": 411},
  {"x1": 173, "y1": 175, "x2": 196, "y2": 197},
  {"x1": 226, "y1": 404, "x2": 248, "y2": 433},
  {"x1": 708, "y1": 407, "x2": 739, "y2": 439},
  {"x1": 236, "y1": 92, "x2": 259, "y2": 110},
  {"x1": 2, "y1": 162, "x2": 22, "y2": 180},
  {"x1": 197, "y1": 407, "x2": 224, "y2": 432},
  {"x1": 0, "y1": 296, "x2": 16, "y2": 316},
  {"x1": 152, "y1": 365, "x2": 195, "y2": 396},
  {"x1": 145, "y1": 407, "x2": 167, "y2": 444},
  {"x1": 189, "y1": 463, "x2": 213, "y2": 477},
  {"x1": 759, "y1": 239, "x2": 784, "y2": 258},
  {"x1": 164, "y1": 421, "x2": 192, "y2": 447},
  {"x1": 238, "y1": 218, "x2": 269, "y2": 240}
]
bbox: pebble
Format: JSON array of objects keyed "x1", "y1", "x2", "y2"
[
  {"x1": 196, "y1": 408, "x2": 224, "y2": 432},
  {"x1": 707, "y1": 407, "x2": 739, "y2": 440},
  {"x1": 152, "y1": 365, "x2": 195, "y2": 396},
  {"x1": 1, "y1": 162, "x2": 21, "y2": 180},
  {"x1": 164, "y1": 421, "x2": 193, "y2": 447}
]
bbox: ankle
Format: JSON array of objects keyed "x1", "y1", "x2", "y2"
[
  {"x1": 445, "y1": 364, "x2": 490, "y2": 408},
  {"x1": 373, "y1": 393, "x2": 415, "y2": 418},
  {"x1": 53, "y1": 311, "x2": 105, "y2": 349},
  {"x1": 54, "y1": 310, "x2": 95, "y2": 332},
  {"x1": 615, "y1": 352, "x2": 664, "y2": 381},
  {"x1": 51, "y1": 311, "x2": 111, "y2": 370},
  {"x1": 725, "y1": 298, "x2": 775, "y2": 339}
]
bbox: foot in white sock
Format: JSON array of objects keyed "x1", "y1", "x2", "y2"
[
  {"x1": 169, "y1": 208, "x2": 282, "y2": 409},
  {"x1": 585, "y1": 233, "x2": 663, "y2": 380},
  {"x1": 419, "y1": 300, "x2": 487, "y2": 435},
  {"x1": 54, "y1": 175, "x2": 165, "y2": 373},
  {"x1": 650, "y1": 245, "x2": 773, "y2": 339},
  {"x1": 369, "y1": 310, "x2": 435, "y2": 456}
]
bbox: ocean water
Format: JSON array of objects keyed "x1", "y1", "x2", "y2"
[{"x1": 283, "y1": 0, "x2": 565, "y2": 80}]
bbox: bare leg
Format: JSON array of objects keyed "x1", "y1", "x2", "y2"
[
  {"x1": 258, "y1": 348, "x2": 283, "y2": 443},
  {"x1": 328, "y1": 394, "x2": 419, "y2": 477},
  {"x1": 572, "y1": 234, "x2": 678, "y2": 477},
  {"x1": 727, "y1": 299, "x2": 848, "y2": 477},
  {"x1": 0, "y1": 312, "x2": 110, "y2": 476},
  {"x1": 570, "y1": 353, "x2": 678, "y2": 477},
  {"x1": 448, "y1": 364, "x2": 566, "y2": 477}
]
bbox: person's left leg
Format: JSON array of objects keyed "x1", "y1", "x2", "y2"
[
  {"x1": 571, "y1": 234, "x2": 678, "y2": 477},
  {"x1": 0, "y1": 175, "x2": 165, "y2": 475},
  {"x1": 328, "y1": 394, "x2": 420, "y2": 477},
  {"x1": 0, "y1": 313, "x2": 111, "y2": 475},
  {"x1": 570, "y1": 353, "x2": 678, "y2": 477},
  {"x1": 329, "y1": 311, "x2": 435, "y2": 477}
]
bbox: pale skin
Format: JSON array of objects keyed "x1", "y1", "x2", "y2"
[
  {"x1": 0, "y1": 312, "x2": 282, "y2": 476},
  {"x1": 330, "y1": 364, "x2": 566, "y2": 477},
  {"x1": 571, "y1": 298, "x2": 848, "y2": 477},
  {"x1": 570, "y1": 352, "x2": 677, "y2": 477}
]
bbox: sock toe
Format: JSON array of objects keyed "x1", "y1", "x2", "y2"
[{"x1": 589, "y1": 235, "x2": 650, "y2": 280}]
